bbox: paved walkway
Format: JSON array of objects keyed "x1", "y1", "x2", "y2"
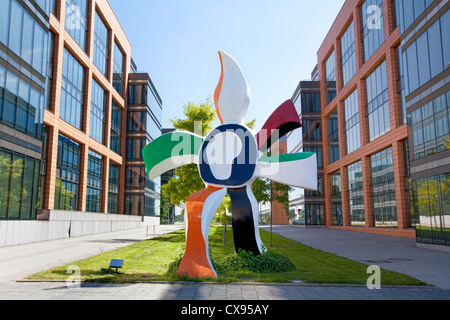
[
  {"x1": 0, "y1": 224, "x2": 184, "y2": 282},
  {"x1": 264, "y1": 226, "x2": 450, "y2": 290},
  {"x1": 0, "y1": 224, "x2": 449, "y2": 300},
  {"x1": 1, "y1": 281, "x2": 449, "y2": 300}
]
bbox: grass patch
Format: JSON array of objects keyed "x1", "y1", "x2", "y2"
[{"x1": 28, "y1": 226, "x2": 427, "y2": 286}]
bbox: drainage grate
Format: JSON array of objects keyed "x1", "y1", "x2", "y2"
[{"x1": 365, "y1": 260, "x2": 392, "y2": 264}]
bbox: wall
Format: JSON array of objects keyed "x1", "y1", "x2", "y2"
[{"x1": 0, "y1": 210, "x2": 159, "y2": 247}]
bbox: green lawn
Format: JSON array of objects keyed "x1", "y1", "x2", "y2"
[{"x1": 28, "y1": 227, "x2": 427, "y2": 286}]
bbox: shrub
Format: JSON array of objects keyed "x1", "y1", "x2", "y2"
[{"x1": 214, "y1": 250, "x2": 296, "y2": 275}]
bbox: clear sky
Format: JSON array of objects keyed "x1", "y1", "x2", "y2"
[{"x1": 108, "y1": 0, "x2": 345, "y2": 132}]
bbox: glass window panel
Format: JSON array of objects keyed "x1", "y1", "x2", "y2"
[
  {"x1": 65, "y1": 0, "x2": 87, "y2": 51},
  {"x1": 427, "y1": 19, "x2": 444, "y2": 78},
  {"x1": 9, "y1": 0, "x2": 23, "y2": 56},
  {"x1": 406, "y1": 43, "x2": 419, "y2": 94},
  {"x1": 9, "y1": 154, "x2": 25, "y2": 220},
  {"x1": 417, "y1": 32, "x2": 431, "y2": 86},
  {"x1": 0, "y1": 0, "x2": 11, "y2": 46},
  {"x1": 93, "y1": 11, "x2": 108, "y2": 76},
  {"x1": 4, "y1": 72, "x2": 19, "y2": 127},
  {"x1": 441, "y1": 10, "x2": 450, "y2": 69},
  {"x1": 21, "y1": 12, "x2": 34, "y2": 66}
]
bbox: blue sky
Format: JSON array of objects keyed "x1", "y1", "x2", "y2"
[{"x1": 108, "y1": 0, "x2": 345, "y2": 131}]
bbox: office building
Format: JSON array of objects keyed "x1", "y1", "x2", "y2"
[
  {"x1": 396, "y1": 0, "x2": 450, "y2": 247},
  {"x1": 0, "y1": 0, "x2": 162, "y2": 247},
  {"x1": 291, "y1": 0, "x2": 449, "y2": 247}
]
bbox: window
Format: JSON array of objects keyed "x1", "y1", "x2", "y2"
[
  {"x1": 86, "y1": 150, "x2": 102, "y2": 213},
  {"x1": 348, "y1": 161, "x2": 365, "y2": 226},
  {"x1": 55, "y1": 135, "x2": 80, "y2": 211},
  {"x1": 113, "y1": 42, "x2": 124, "y2": 96},
  {"x1": 371, "y1": 148, "x2": 397, "y2": 227},
  {"x1": 412, "y1": 174, "x2": 450, "y2": 246},
  {"x1": 108, "y1": 162, "x2": 119, "y2": 214},
  {"x1": 410, "y1": 91, "x2": 449, "y2": 160},
  {"x1": 341, "y1": 22, "x2": 356, "y2": 86},
  {"x1": 396, "y1": 0, "x2": 435, "y2": 34},
  {"x1": 301, "y1": 93, "x2": 320, "y2": 113},
  {"x1": 146, "y1": 111, "x2": 161, "y2": 140},
  {"x1": 93, "y1": 12, "x2": 108, "y2": 76},
  {"x1": 344, "y1": 90, "x2": 361, "y2": 154},
  {"x1": 0, "y1": 149, "x2": 41, "y2": 220},
  {"x1": 325, "y1": 51, "x2": 336, "y2": 81},
  {"x1": 1, "y1": 70, "x2": 44, "y2": 139},
  {"x1": 127, "y1": 111, "x2": 145, "y2": 132},
  {"x1": 0, "y1": 0, "x2": 10, "y2": 45},
  {"x1": 366, "y1": 61, "x2": 390, "y2": 141},
  {"x1": 65, "y1": 0, "x2": 87, "y2": 51},
  {"x1": 361, "y1": 0, "x2": 385, "y2": 62},
  {"x1": 90, "y1": 79, "x2": 105, "y2": 144},
  {"x1": 110, "y1": 101, "x2": 121, "y2": 154},
  {"x1": 126, "y1": 166, "x2": 146, "y2": 188},
  {"x1": 127, "y1": 138, "x2": 146, "y2": 160},
  {"x1": 125, "y1": 194, "x2": 144, "y2": 216},
  {"x1": 403, "y1": 14, "x2": 448, "y2": 95},
  {"x1": 0, "y1": 66, "x2": 5, "y2": 122},
  {"x1": 331, "y1": 170, "x2": 342, "y2": 226},
  {"x1": 60, "y1": 48, "x2": 84, "y2": 130},
  {"x1": 328, "y1": 109, "x2": 340, "y2": 164},
  {"x1": 147, "y1": 85, "x2": 163, "y2": 125}
]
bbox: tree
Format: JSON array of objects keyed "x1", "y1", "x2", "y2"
[
  {"x1": 251, "y1": 177, "x2": 293, "y2": 246},
  {"x1": 161, "y1": 97, "x2": 216, "y2": 207}
]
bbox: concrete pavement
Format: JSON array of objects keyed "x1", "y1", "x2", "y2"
[
  {"x1": 0, "y1": 224, "x2": 449, "y2": 300},
  {"x1": 1, "y1": 281, "x2": 449, "y2": 300},
  {"x1": 0, "y1": 224, "x2": 184, "y2": 282},
  {"x1": 264, "y1": 226, "x2": 450, "y2": 290}
]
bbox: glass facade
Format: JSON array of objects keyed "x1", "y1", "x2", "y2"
[
  {"x1": 90, "y1": 79, "x2": 105, "y2": 144},
  {"x1": 304, "y1": 204, "x2": 325, "y2": 226},
  {"x1": 395, "y1": 0, "x2": 435, "y2": 34},
  {"x1": 344, "y1": 90, "x2": 360, "y2": 155},
  {"x1": 411, "y1": 174, "x2": 450, "y2": 246},
  {"x1": 86, "y1": 150, "x2": 102, "y2": 213},
  {"x1": 402, "y1": 11, "x2": 449, "y2": 95},
  {"x1": 93, "y1": 11, "x2": 108, "y2": 76},
  {"x1": 371, "y1": 148, "x2": 397, "y2": 227},
  {"x1": 301, "y1": 92, "x2": 320, "y2": 113},
  {"x1": 325, "y1": 51, "x2": 336, "y2": 81},
  {"x1": 366, "y1": 61, "x2": 390, "y2": 142},
  {"x1": 410, "y1": 91, "x2": 449, "y2": 161},
  {"x1": 113, "y1": 42, "x2": 124, "y2": 96},
  {"x1": 361, "y1": 0, "x2": 385, "y2": 62},
  {"x1": 328, "y1": 109, "x2": 340, "y2": 164},
  {"x1": 0, "y1": 0, "x2": 50, "y2": 77},
  {"x1": 331, "y1": 170, "x2": 342, "y2": 226},
  {"x1": 348, "y1": 161, "x2": 365, "y2": 226},
  {"x1": 60, "y1": 48, "x2": 84, "y2": 130},
  {"x1": 341, "y1": 21, "x2": 356, "y2": 86},
  {"x1": 65, "y1": 0, "x2": 87, "y2": 51},
  {"x1": 110, "y1": 100, "x2": 121, "y2": 154},
  {"x1": 55, "y1": 135, "x2": 79, "y2": 211},
  {"x1": 108, "y1": 162, "x2": 119, "y2": 214},
  {"x1": 1, "y1": 68, "x2": 45, "y2": 139},
  {"x1": 0, "y1": 149, "x2": 41, "y2": 220}
]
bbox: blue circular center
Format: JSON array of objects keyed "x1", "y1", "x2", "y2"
[{"x1": 199, "y1": 124, "x2": 258, "y2": 187}]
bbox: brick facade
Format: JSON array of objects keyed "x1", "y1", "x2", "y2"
[
  {"x1": 43, "y1": 0, "x2": 131, "y2": 214},
  {"x1": 317, "y1": 0, "x2": 414, "y2": 238}
]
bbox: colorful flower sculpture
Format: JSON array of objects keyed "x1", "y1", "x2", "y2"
[{"x1": 142, "y1": 51, "x2": 318, "y2": 278}]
